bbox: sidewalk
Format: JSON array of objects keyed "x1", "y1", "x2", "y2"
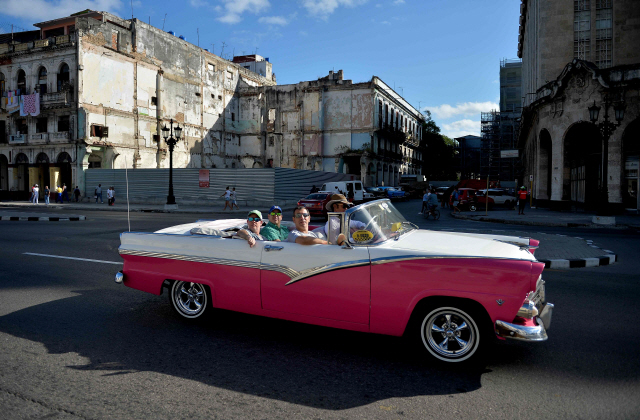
[{"x1": 450, "y1": 205, "x2": 640, "y2": 229}]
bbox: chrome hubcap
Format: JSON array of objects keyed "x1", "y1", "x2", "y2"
[
  {"x1": 422, "y1": 309, "x2": 477, "y2": 360},
  {"x1": 174, "y1": 282, "x2": 206, "y2": 317}
]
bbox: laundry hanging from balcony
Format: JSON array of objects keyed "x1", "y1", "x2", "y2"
[
  {"x1": 5, "y1": 91, "x2": 21, "y2": 114},
  {"x1": 20, "y1": 93, "x2": 40, "y2": 117}
]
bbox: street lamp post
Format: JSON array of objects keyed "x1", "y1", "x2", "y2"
[
  {"x1": 161, "y1": 119, "x2": 182, "y2": 206},
  {"x1": 588, "y1": 97, "x2": 625, "y2": 216}
]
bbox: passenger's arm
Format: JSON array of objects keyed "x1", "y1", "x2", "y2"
[
  {"x1": 295, "y1": 236, "x2": 328, "y2": 245},
  {"x1": 237, "y1": 229, "x2": 257, "y2": 248}
]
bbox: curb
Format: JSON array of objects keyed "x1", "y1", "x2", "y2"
[
  {"x1": 0, "y1": 216, "x2": 86, "y2": 221},
  {"x1": 536, "y1": 235, "x2": 617, "y2": 269}
]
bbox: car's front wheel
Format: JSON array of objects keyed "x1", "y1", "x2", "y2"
[
  {"x1": 417, "y1": 306, "x2": 483, "y2": 363},
  {"x1": 469, "y1": 204, "x2": 477, "y2": 212},
  {"x1": 170, "y1": 280, "x2": 210, "y2": 319}
]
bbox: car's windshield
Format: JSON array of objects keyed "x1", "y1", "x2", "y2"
[{"x1": 348, "y1": 200, "x2": 413, "y2": 244}]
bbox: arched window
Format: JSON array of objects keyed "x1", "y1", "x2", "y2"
[
  {"x1": 57, "y1": 63, "x2": 70, "y2": 92},
  {"x1": 36, "y1": 152, "x2": 50, "y2": 164},
  {"x1": 17, "y1": 69, "x2": 26, "y2": 93},
  {"x1": 38, "y1": 67, "x2": 48, "y2": 94}
]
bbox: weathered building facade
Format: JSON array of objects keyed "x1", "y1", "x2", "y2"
[
  {"x1": 1, "y1": 10, "x2": 422, "y2": 199},
  {"x1": 517, "y1": 0, "x2": 640, "y2": 212}
]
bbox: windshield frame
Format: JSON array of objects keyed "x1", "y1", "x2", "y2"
[{"x1": 343, "y1": 199, "x2": 416, "y2": 247}]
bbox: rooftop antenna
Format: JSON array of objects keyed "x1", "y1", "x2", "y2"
[
  {"x1": 197, "y1": 28, "x2": 199, "y2": 47},
  {"x1": 398, "y1": 86, "x2": 403, "y2": 97},
  {"x1": 220, "y1": 41, "x2": 227, "y2": 58},
  {"x1": 255, "y1": 46, "x2": 258, "y2": 55},
  {"x1": 211, "y1": 43, "x2": 214, "y2": 55},
  {"x1": 232, "y1": 47, "x2": 235, "y2": 58},
  {"x1": 130, "y1": 0, "x2": 134, "y2": 19},
  {"x1": 162, "y1": 13, "x2": 167, "y2": 30}
]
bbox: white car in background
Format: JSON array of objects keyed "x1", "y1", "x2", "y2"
[{"x1": 477, "y1": 189, "x2": 517, "y2": 209}]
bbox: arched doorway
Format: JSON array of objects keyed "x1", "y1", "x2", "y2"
[
  {"x1": 35, "y1": 153, "x2": 50, "y2": 198},
  {"x1": 0, "y1": 154, "x2": 8, "y2": 192},
  {"x1": 57, "y1": 63, "x2": 70, "y2": 92},
  {"x1": 563, "y1": 122, "x2": 602, "y2": 209},
  {"x1": 539, "y1": 129, "x2": 552, "y2": 200},
  {"x1": 622, "y1": 118, "x2": 640, "y2": 210},
  {"x1": 368, "y1": 163, "x2": 375, "y2": 187},
  {"x1": 38, "y1": 66, "x2": 48, "y2": 94},
  {"x1": 57, "y1": 152, "x2": 72, "y2": 190},
  {"x1": 376, "y1": 162, "x2": 382, "y2": 186},
  {"x1": 15, "y1": 153, "x2": 29, "y2": 192}
]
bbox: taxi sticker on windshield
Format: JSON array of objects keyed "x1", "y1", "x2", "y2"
[
  {"x1": 391, "y1": 222, "x2": 403, "y2": 232},
  {"x1": 352, "y1": 230, "x2": 374, "y2": 244}
]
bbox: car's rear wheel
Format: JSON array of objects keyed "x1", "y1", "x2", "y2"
[
  {"x1": 169, "y1": 280, "x2": 210, "y2": 319},
  {"x1": 417, "y1": 305, "x2": 483, "y2": 363},
  {"x1": 469, "y1": 204, "x2": 477, "y2": 212}
]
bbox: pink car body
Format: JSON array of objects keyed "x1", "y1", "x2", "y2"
[{"x1": 117, "y1": 200, "x2": 553, "y2": 363}]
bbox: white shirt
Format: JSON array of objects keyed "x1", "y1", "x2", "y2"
[{"x1": 224, "y1": 190, "x2": 231, "y2": 199}]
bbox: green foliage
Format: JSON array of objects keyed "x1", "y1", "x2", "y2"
[{"x1": 421, "y1": 111, "x2": 457, "y2": 180}]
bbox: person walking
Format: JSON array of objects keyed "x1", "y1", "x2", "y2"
[
  {"x1": 56, "y1": 185, "x2": 63, "y2": 203},
  {"x1": 95, "y1": 184, "x2": 103, "y2": 204},
  {"x1": 29, "y1": 184, "x2": 35, "y2": 203},
  {"x1": 230, "y1": 187, "x2": 240, "y2": 210},
  {"x1": 220, "y1": 186, "x2": 232, "y2": 211},
  {"x1": 32, "y1": 184, "x2": 39, "y2": 204},
  {"x1": 517, "y1": 186, "x2": 528, "y2": 215},
  {"x1": 451, "y1": 188, "x2": 461, "y2": 214},
  {"x1": 419, "y1": 189, "x2": 428, "y2": 214},
  {"x1": 111, "y1": 186, "x2": 115, "y2": 205},
  {"x1": 73, "y1": 186, "x2": 81, "y2": 202},
  {"x1": 107, "y1": 187, "x2": 114, "y2": 206},
  {"x1": 44, "y1": 186, "x2": 50, "y2": 205},
  {"x1": 61, "y1": 183, "x2": 70, "y2": 202}
]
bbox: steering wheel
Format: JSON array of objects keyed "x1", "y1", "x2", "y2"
[{"x1": 364, "y1": 214, "x2": 380, "y2": 231}]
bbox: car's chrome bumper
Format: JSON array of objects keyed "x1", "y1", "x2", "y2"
[{"x1": 496, "y1": 302, "x2": 553, "y2": 341}]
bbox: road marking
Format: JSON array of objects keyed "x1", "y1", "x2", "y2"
[{"x1": 24, "y1": 252, "x2": 122, "y2": 265}]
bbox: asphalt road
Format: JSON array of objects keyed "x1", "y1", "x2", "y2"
[{"x1": 0, "y1": 202, "x2": 639, "y2": 419}]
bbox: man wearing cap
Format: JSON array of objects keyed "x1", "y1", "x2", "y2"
[
  {"x1": 236, "y1": 210, "x2": 265, "y2": 248},
  {"x1": 323, "y1": 194, "x2": 367, "y2": 239},
  {"x1": 261, "y1": 205, "x2": 290, "y2": 241}
]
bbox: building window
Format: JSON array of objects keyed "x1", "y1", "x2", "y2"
[
  {"x1": 574, "y1": 0, "x2": 591, "y2": 60},
  {"x1": 384, "y1": 104, "x2": 389, "y2": 126},
  {"x1": 36, "y1": 117, "x2": 48, "y2": 133},
  {"x1": 38, "y1": 67, "x2": 47, "y2": 94},
  {"x1": 595, "y1": 0, "x2": 612, "y2": 68},
  {"x1": 58, "y1": 116, "x2": 70, "y2": 132},
  {"x1": 151, "y1": 96, "x2": 157, "y2": 106},
  {"x1": 17, "y1": 70, "x2": 26, "y2": 93},
  {"x1": 16, "y1": 119, "x2": 28, "y2": 135},
  {"x1": 0, "y1": 72, "x2": 5, "y2": 93},
  {"x1": 378, "y1": 100, "x2": 383, "y2": 128},
  {"x1": 208, "y1": 63, "x2": 215, "y2": 73},
  {"x1": 57, "y1": 63, "x2": 70, "y2": 92}
]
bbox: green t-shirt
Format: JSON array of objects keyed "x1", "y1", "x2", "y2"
[{"x1": 260, "y1": 222, "x2": 290, "y2": 241}]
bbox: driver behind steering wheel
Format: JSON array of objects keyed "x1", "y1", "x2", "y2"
[{"x1": 321, "y1": 194, "x2": 368, "y2": 242}]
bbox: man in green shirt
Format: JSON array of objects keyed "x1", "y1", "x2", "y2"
[{"x1": 260, "y1": 205, "x2": 290, "y2": 241}]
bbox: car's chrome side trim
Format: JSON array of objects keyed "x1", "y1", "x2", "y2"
[
  {"x1": 118, "y1": 249, "x2": 262, "y2": 270},
  {"x1": 282, "y1": 259, "x2": 371, "y2": 286},
  {"x1": 370, "y1": 254, "x2": 535, "y2": 265}
]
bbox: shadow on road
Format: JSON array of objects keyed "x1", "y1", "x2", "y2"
[{"x1": 0, "y1": 288, "x2": 493, "y2": 409}]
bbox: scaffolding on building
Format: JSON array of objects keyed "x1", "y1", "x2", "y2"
[{"x1": 480, "y1": 110, "x2": 521, "y2": 182}]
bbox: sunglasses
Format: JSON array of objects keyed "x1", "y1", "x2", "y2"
[
  {"x1": 269, "y1": 212, "x2": 282, "y2": 216},
  {"x1": 334, "y1": 203, "x2": 347, "y2": 208},
  {"x1": 294, "y1": 213, "x2": 310, "y2": 219},
  {"x1": 247, "y1": 217, "x2": 262, "y2": 222}
]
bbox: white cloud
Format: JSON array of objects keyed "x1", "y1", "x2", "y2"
[
  {"x1": 190, "y1": 0, "x2": 209, "y2": 7},
  {"x1": 441, "y1": 119, "x2": 480, "y2": 139},
  {"x1": 426, "y1": 101, "x2": 499, "y2": 120},
  {"x1": 217, "y1": 0, "x2": 270, "y2": 24},
  {"x1": 301, "y1": 0, "x2": 368, "y2": 18},
  {"x1": 258, "y1": 15, "x2": 288, "y2": 25},
  {"x1": 393, "y1": 0, "x2": 405, "y2": 4},
  {"x1": 2, "y1": 0, "x2": 123, "y2": 21}
]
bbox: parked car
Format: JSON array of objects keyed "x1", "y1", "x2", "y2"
[
  {"x1": 298, "y1": 192, "x2": 332, "y2": 218},
  {"x1": 116, "y1": 199, "x2": 553, "y2": 364},
  {"x1": 320, "y1": 181, "x2": 365, "y2": 202},
  {"x1": 456, "y1": 188, "x2": 478, "y2": 211},
  {"x1": 377, "y1": 186, "x2": 407, "y2": 200},
  {"x1": 365, "y1": 187, "x2": 386, "y2": 198},
  {"x1": 434, "y1": 186, "x2": 451, "y2": 203},
  {"x1": 476, "y1": 189, "x2": 517, "y2": 209}
]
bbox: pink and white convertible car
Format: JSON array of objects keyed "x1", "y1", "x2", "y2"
[{"x1": 116, "y1": 199, "x2": 553, "y2": 363}]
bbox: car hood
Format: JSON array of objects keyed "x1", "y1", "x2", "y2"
[{"x1": 387, "y1": 229, "x2": 537, "y2": 261}]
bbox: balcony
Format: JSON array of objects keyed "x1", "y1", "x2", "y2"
[
  {"x1": 0, "y1": 34, "x2": 76, "y2": 56},
  {"x1": 9, "y1": 135, "x2": 25, "y2": 144},
  {"x1": 50, "y1": 131, "x2": 70, "y2": 141},
  {"x1": 34, "y1": 39, "x2": 50, "y2": 48},
  {"x1": 29, "y1": 133, "x2": 49, "y2": 144},
  {"x1": 41, "y1": 91, "x2": 71, "y2": 108}
]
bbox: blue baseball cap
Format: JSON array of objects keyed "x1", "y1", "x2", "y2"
[{"x1": 269, "y1": 205, "x2": 282, "y2": 213}]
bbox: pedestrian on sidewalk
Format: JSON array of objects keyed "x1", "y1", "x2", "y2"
[
  {"x1": 107, "y1": 187, "x2": 114, "y2": 206},
  {"x1": 231, "y1": 187, "x2": 240, "y2": 210},
  {"x1": 95, "y1": 184, "x2": 103, "y2": 203},
  {"x1": 419, "y1": 189, "x2": 428, "y2": 214},
  {"x1": 61, "y1": 184, "x2": 70, "y2": 202},
  {"x1": 56, "y1": 185, "x2": 63, "y2": 203},
  {"x1": 220, "y1": 186, "x2": 232, "y2": 211},
  {"x1": 73, "y1": 186, "x2": 81, "y2": 202},
  {"x1": 451, "y1": 188, "x2": 461, "y2": 214},
  {"x1": 29, "y1": 184, "x2": 35, "y2": 203},
  {"x1": 518, "y1": 186, "x2": 527, "y2": 215},
  {"x1": 44, "y1": 186, "x2": 50, "y2": 205},
  {"x1": 32, "y1": 184, "x2": 39, "y2": 204},
  {"x1": 111, "y1": 186, "x2": 116, "y2": 205}
]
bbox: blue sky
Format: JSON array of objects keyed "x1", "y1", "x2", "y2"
[{"x1": 0, "y1": 0, "x2": 521, "y2": 138}]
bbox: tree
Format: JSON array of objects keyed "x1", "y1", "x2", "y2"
[{"x1": 420, "y1": 111, "x2": 457, "y2": 180}]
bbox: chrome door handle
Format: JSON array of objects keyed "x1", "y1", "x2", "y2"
[{"x1": 265, "y1": 245, "x2": 284, "y2": 252}]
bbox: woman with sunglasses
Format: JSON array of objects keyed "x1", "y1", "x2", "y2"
[
  {"x1": 260, "y1": 205, "x2": 290, "y2": 241},
  {"x1": 236, "y1": 210, "x2": 265, "y2": 248}
]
